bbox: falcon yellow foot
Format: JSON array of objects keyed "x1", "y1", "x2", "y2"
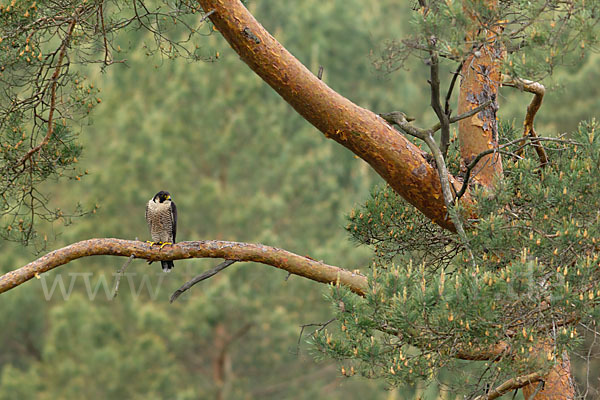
[{"x1": 159, "y1": 242, "x2": 173, "y2": 249}]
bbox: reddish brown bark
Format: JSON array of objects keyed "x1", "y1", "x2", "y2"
[
  {"x1": 521, "y1": 350, "x2": 575, "y2": 400},
  {"x1": 457, "y1": 2, "x2": 504, "y2": 188},
  {"x1": 457, "y1": 3, "x2": 573, "y2": 398},
  {"x1": 197, "y1": 0, "x2": 472, "y2": 232}
]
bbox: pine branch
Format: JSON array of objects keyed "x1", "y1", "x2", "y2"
[
  {"x1": 1, "y1": 236, "x2": 522, "y2": 362},
  {"x1": 113, "y1": 254, "x2": 135, "y2": 298},
  {"x1": 455, "y1": 136, "x2": 578, "y2": 200},
  {"x1": 0, "y1": 238, "x2": 367, "y2": 296}
]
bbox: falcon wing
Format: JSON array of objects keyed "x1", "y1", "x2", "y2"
[
  {"x1": 170, "y1": 201, "x2": 178, "y2": 243},
  {"x1": 145, "y1": 201, "x2": 152, "y2": 231}
]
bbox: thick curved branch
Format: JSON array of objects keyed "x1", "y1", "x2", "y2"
[
  {"x1": 197, "y1": 0, "x2": 473, "y2": 231},
  {"x1": 0, "y1": 239, "x2": 367, "y2": 296}
]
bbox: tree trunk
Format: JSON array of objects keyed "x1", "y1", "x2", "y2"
[
  {"x1": 457, "y1": 2, "x2": 574, "y2": 398},
  {"x1": 521, "y1": 350, "x2": 575, "y2": 399},
  {"x1": 456, "y1": 0, "x2": 504, "y2": 188},
  {"x1": 457, "y1": 48, "x2": 503, "y2": 187}
]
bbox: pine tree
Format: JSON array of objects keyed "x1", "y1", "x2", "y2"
[{"x1": 1, "y1": 0, "x2": 600, "y2": 398}]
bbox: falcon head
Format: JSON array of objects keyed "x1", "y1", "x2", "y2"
[{"x1": 153, "y1": 191, "x2": 172, "y2": 203}]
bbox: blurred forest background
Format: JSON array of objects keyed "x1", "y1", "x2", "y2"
[{"x1": 1, "y1": 1, "x2": 598, "y2": 399}]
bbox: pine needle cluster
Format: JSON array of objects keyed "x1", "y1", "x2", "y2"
[{"x1": 313, "y1": 120, "x2": 600, "y2": 393}]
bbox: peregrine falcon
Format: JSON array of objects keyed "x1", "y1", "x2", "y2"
[{"x1": 146, "y1": 191, "x2": 178, "y2": 272}]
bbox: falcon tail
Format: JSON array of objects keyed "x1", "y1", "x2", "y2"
[{"x1": 161, "y1": 260, "x2": 174, "y2": 273}]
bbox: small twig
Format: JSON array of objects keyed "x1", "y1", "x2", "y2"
[
  {"x1": 295, "y1": 318, "x2": 336, "y2": 355},
  {"x1": 113, "y1": 254, "x2": 135, "y2": 298},
  {"x1": 422, "y1": 133, "x2": 474, "y2": 263},
  {"x1": 427, "y1": 43, "x2": 452, "y2": 159},
  {"x1": 200, "y1": 9, "x2": 215, "y2": 23},
  {"x1": 170, "y1": 259, "x2": 237, "y2": 303},
  {"x1": 430, "y1": 99, "x2": 493, "y2": 133},
  {"x1": 99, "y1": 1, "x2": 111, "y2": 66},
  {"x1": 16, "y1": 13, "x2": 79, "y2": 167},
  {"x1": 530, "y1": 380, "x2": 545, "y2": 398},
  {"x1": 317, "y1": 66, "x2": 324, "y2": 80},
  {"x1": 445, "y1": 61, "x2": 463, "y2": 115}
]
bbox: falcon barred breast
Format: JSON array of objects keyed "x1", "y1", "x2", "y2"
[{"x1": 146, "y1": 190, "x2": 178, "y2": 272}]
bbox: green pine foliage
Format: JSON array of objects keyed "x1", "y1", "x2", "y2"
[
  {"x1": 378, "y1": 0, "x2": 600, "y2": 81},
  {"x1": 1, "y1": 0, "x2": 599, "y2": 398},
  {"x1": 315, "y1": 120, "x2": 600, "y2": 394}
]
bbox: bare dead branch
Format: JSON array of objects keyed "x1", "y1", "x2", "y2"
[
  {"x1": 502, "y1": 76, "x2": 549, "y2": 166},
  {"x1": 200, "y1": 9, "x2": 215, "y2": 23},
  {"x1": 295, "y1": 318, "x2": 336, "y2": 355},
  {"x1": 421, "y1": 133, "x2": 474, "y2": 264},
  {"x1": 113, "y1": 254, "x2": 135, "y2": 298},
  {"x1": 445, "y1": 61, "x2": 463, "y2": 115},
  {"x1": 170, "y1": 259, "x2": 237, "y2": 303},
  {"x1": 379, "y1": 111, "x2": 425, "y2": 139},
  {"x1": 0, "y1": 238, "x2": 367, "y2": 296},
  {"x1": 427, "y1": 45, "x2": 451, "y2": 158},
  {"x1": 430, "y1": 99, "x2": 493, "y2": 133},
  {"x1": 472, "y1": 371, "x2": 544, "y2": 400}
]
